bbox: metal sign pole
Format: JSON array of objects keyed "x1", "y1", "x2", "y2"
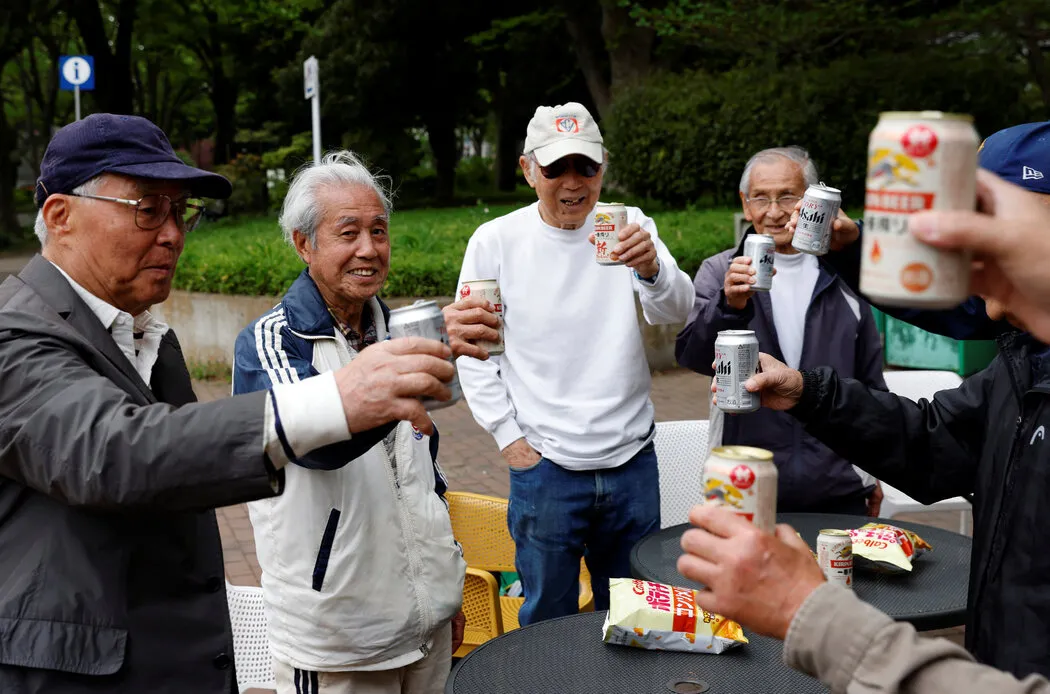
[
  {"x1": 74, "y1": 84, "x2": 81, "y2": 121},
  {"x1": 311, "y1": 89, "x2": 321, "y2": 164}
]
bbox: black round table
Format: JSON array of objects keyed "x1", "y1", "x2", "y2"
[
  {"x1": 446, "y1": 610, "x2": 827, "y2": 694},
  {"x1": 631, "y1": 513, "x2": 970, "y2": 631}
]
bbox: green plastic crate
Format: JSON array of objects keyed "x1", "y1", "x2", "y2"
[
  {"x1": 884, "y1": 316, "x2": 998, "y2": 376},
  {"x1": 870, "y1": 306, "x2": 886, "y2": 343}
]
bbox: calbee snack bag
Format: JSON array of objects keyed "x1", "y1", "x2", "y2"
[
  {"x1": 602, "y1": 578, "x2": 747, "y2": 654},
  {"x1": 848, "y1": 523, "x2": 932, "y2": 573}
]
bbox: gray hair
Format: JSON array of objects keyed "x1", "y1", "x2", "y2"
[
  {"x1": 524, "y1": 148, "x2": 610, "y2": 180},
  {"x1": 279, "y1": 150, "x2": 393, "y2": 248},
  {"x1": 739, "y1": 146, "x2": 819, "y2": 196},
  {"x1": 34, "y1": 174, "x2": 106, "y2": 246}
]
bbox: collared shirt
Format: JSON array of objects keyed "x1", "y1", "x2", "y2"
[{"x1": 327, "y1": 303, "x2": 378, "y2": 354}]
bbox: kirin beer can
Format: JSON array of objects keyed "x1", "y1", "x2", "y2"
[
  {"x1": 593, "y1": 202, "x2": 628, "y2": 265},
  {"x1": 714, "y1": 330, "x2": 760, "y2": 414},
  {"x1": 457, "y1": 278, "x2": 504, "y2": 356},
  {"x1": 792, "y1": 183, "x2": 842, "y2": 256},
  {"x1": 817, "y1": 529, "x2": 854, "y2": 589},
  {"x1": 702, "y1": 446, "x2": 778, "y2": 534},
  {"x1": 386, "y1": 300, "x2": 462, "y2": 410},
  {"x1": 861, "y1": 111, "x2": 979, "y2": 308},
  {"x1": 743, "y1": 234, "x2": 775, "y2": 291}
]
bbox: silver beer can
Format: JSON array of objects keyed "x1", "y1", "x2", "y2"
[
  {"x1": 456, "y1": 278, "x2": 504, "y2": 356},
  {"x1": 386, "y1": 300, "x2": 462, "y2": 410},
  {"x1": 714, "y1": 329, "x2": 760, "y2": 414},
  {"x1": 743, "y1": 234, "x2": 775, "y2": 291},
  {"x1": 792, "y1": 183, "x2": 842, "y2": 256},
  {"x1": 593, "y1": 202, "x2": 628, "y2": 266},
  {"x1": 817, "y1": 529, "x2": 854, "y2": 589}
]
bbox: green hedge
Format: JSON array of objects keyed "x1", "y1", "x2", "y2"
[
  {"x1": 174, "y1": 204, "x2": 737, "y2": 297},
  {"x1": 604, "y1": 49, "x2": 1035, "y2": 207}
]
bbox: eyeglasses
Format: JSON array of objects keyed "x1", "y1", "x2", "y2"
[
  {"x1": 745, "y1": 195, "x2": 802, "y2": 212},
  {"x1": 70, "y1": 192, "x2": 205, "y2": 232},
  {"x1": 539, "y1": 156, "x2": 602, "y2": 180}
]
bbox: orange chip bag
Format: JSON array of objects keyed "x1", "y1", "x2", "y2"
[
  {"x1": 601, "y1": 578, "x2": 748, "y2": 654},
  {"x1": 848, "y1": 523, "x2": 932, "y2": 573}
]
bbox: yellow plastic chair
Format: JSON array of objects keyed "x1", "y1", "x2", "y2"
[{"x1": 447, "y1": 491, "x2": 594, "y2": 656}]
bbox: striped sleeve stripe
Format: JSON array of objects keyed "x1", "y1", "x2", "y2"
[{"x1": 253, "y1": 307, "x2": 300, "y2": 386}]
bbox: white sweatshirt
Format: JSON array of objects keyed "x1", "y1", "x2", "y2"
[{"x1": 456, "y1": 202, "x2": 694, "y2": 470}]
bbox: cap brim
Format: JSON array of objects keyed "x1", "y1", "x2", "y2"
[
  {"x1": 107, "y1": 160, "x2": 233, "y2": 199},
  {"x1": 532, "y1": 139, "x2": 604, "y2": 167}
]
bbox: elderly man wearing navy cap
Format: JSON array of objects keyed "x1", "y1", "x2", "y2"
[
  {"x1": 0, "y1": 114, "x2": 458, "y2": 692},
  {"x1": 792, "y1": 120, "x2": 1050, "y2": 340}
]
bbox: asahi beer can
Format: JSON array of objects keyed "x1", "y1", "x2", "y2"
[
  {"x1": 861, "y1": 111, "x2": 979, "y2": 308},
  {"x1": 714, "y1": 330, "x2": 760, "y2": 414},
  {"x1": 386, "y1": 300, "x2": 462, "y2": 410},
  {"x1": 702, "y1": 446, "x2": 778, "y2": 534},
  {"x1": 457, "y1": 279, "x2": 504, "y2": 356},
  {"x1": 792, "y1": 183, "x2": 842, "y2": 256},
  {"x1": 743, "y1": 234, "x2": 775, "y2": 291},
  {"x1": 593, "y1": 202, "x2": 628, "y2": 266},
  {"x1": 817, "y1": 529, "x2": 854, "y2": 589}
]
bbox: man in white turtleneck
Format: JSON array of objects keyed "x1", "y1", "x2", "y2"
[{"x1": 676, "y1": 146, "x2": 887, "y2": 516}]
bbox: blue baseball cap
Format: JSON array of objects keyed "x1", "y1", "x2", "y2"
[
  {"x1": 35, "y1": 113, "x2": 232, "y2": 207},
  {"x1": 978, "y1": 121, "x2": 1050, "y2": 194}
]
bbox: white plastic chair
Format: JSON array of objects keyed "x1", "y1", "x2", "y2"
[
  {"x1": 226, "y1": 581, "x2": 276, "y2": 692},
  {"x1": 655, "y1": 420, "x2": 709, "y2": 528},
  {"x1": 880, "y1": 370, "x2": 972, "y2": 534}
]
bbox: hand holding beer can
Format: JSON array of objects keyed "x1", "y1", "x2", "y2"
[
  {"x1": 714, "y1": 330, "x2": 760, "y2": 414},
  {"x1": 702, "y1": 446, "x2": 778, "y2": 534},
  {"x1": 743, "y1": 234, "x2": 775, "y2": 291},
  {"x1": 386, "y1": 300, "x2": 462, "y2": 410},
  {"x1": 593, "y1": 202, "x2": 628, "y2": 265},
  {"x1": 792, "y1": 183, "x2": 841, "y2": 256},
  {"x1": 456, "y1": 279, "x2": 505, "y2": 356}
]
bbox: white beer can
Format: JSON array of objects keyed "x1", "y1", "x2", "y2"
[
  {"x1": 817, "y1": 529, "x2": 854, "y2": 589},
  {"x1": 860, "y1": 111, "x2": 979, "y2": 308},
  {"x1": 714, "y1": 329, "x2": 760, "y2": 414},
  {"x1": 702, "y1": 445, "x2": 778, "y2": 534},
  {"x1": 593, "y1": 202, "x2": 628, "y2": 266},
  {"x1": 792, "y1": 183, "x2": 842, "y2": 256},
  {"x1": 743, "y1": 234, "x2": 775, "y2": 291},
  {"x1": 456, "y1": 278, "x2": 504, "y2": 356}
]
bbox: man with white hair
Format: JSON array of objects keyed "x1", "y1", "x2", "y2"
[
  {"x1": 456, "y1": 102, "x2": 694, "y2": 625},
  {"x1": 675, "y1": 146, "x2": 886, "y2": 515},
  {"x1": 233, "y1": 151, "x2": 500, "y2": 694}
]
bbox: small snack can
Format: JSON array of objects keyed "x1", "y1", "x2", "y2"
[
  {"x1": 386, "y1": 300, "x2": 462, "y2": 410},
  {"x1": 714, "y1": 329, "x2": 760, "y2": 414},
  {"x1": 861, "y1": 111, "x2": 979, "y2": 308},
  {"x1": 593, "y1": 202, "x2": 628, "y2": 265},
  {"x1": 702, "y1": 445, "x2": 778, "y2": 534},
  {"x1": 457, "y1": 278, "x2": 504, "y2": 356},
  {"x1": 817, "y1": 529, "x2": 854, "y2": 589},
  {"x1": 743, "y1": 234, "x2": 775, "y2": 291},
  {"x1": 792, "y1": 183, "x2": 842, "y2": 256}
]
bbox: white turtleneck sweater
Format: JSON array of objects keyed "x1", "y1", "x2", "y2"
[{"x1": 769, "y1": 250, "x2": 819, "y2": 369}]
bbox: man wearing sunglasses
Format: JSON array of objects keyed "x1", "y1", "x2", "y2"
[
  {"x1": 456, "y1": 102, "x2": 695, "y2": 625},
  {"x1": 0, "y1": 114, "x2": 457, "y2": 693},
  {"x1": 676, "y1": 146, "x2": 887, "y2": 517}
]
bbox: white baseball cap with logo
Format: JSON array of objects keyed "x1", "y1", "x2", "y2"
[{"x1": 524, "y1": 102, "x2": 604, "y2": 166}]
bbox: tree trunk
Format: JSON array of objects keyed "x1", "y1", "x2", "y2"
[
  {"x1": 561, "y1": 1, "x2": 612, "y2": 119},
  {"x1": 67, "y1": 0, "x2": 137, "y2": 114},
  {"x1": 424, "y1": 115, "x2": 459, "y2": 205},
  {"x1": 211, "y1": 70, "x2": 238, "y2": 165},
  {"x1": 0, "y1": 103, "x2": 23, "y2": 247},
  {"x1": 494, "y1": 102, "x2": 520, "y2": 192},
  {"x1": 600, "y1": 0, "x2": 654, "y2": 92}
]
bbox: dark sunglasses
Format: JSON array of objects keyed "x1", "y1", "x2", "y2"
[{"x1": 539, "y1": 156, "x2": 602, "y2": 180}]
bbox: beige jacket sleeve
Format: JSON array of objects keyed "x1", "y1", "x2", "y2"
[{"x1": 783, "y1": 583, "x2": 1050, "y2": 694}]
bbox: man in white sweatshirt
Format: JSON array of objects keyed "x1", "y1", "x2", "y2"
[{"x1": 456, "y1": 102, "x2": 695, "y2": 624}]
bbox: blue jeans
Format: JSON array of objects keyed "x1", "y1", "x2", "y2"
[{"x1": 507, "y1": 442, "x2": 660, "y2": 626}]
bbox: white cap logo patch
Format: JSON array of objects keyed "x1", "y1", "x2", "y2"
[
  {"x1": 554, "y1": 117, "x2": 579, "y2": 134},
  {"x1": 1023, "y1": 165, "x2": 1044, "y2": 180}
]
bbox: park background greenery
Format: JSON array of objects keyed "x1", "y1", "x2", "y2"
[{"x1": 2, "y1": 0, "x2": 1048, "y2": 297}]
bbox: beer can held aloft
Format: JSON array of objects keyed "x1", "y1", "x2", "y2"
[
  {"x1": 861, "y1": 111, "x2": 979, "y2": 309},
  {"x1": 714, "y1": 330, "x2": 760, "y2": 414},
  {"x1": 817, "y1": 529, "x2": 853, "y2": 589},
  {"x1": 792, "y1": 183, "x2": 842, "y2": 256},
  {"x1": 386, "y1": 300, "x2": 462, "y2": 410},
  {"x1": 743, "y1": 234, "x2": 775, "y2": 291},
  {"x1": 702, "y1": 446, "x2": 778, "y2": 534},
  {"x1": 457, "y1": 279, "x2": 504, "y2": 356},
  {"x1": 594, "y1": 202, "x2": 628, "y2": 266}
]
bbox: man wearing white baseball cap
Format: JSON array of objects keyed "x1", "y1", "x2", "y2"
[{"x1": 456, "y1": 102, "x2": 695, "y2": 624}]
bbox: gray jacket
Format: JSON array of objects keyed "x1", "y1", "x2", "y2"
[
  {"x1": 675, "y1": 229, "x2": 886, "y2": 510},
  {"x1": 786, "y1": 583, "x2": 1050, "y2": 693},
  {"x1": 0, "y1": 256, "x2": 283, "y2": 693}
]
